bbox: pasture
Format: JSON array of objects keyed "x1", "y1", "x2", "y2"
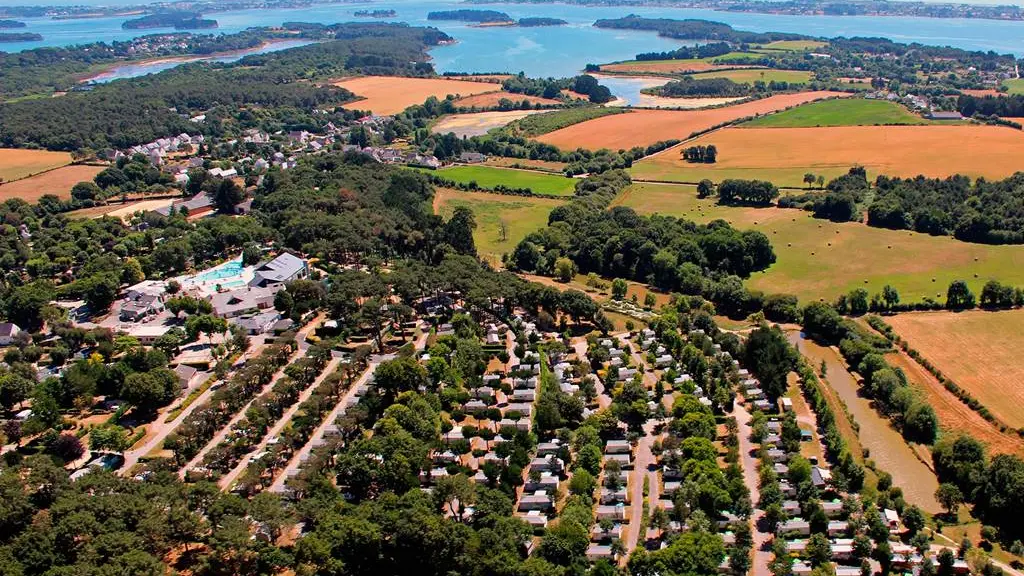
[
  {"x1": 741, "y1": 98, "x2": 929, "y2": 127},
  {"x1": 535, "y1": 91, "x2": 844, "y2": 151},
  {"x1": 0, "y1": 148, "x2": 73, "y2": 182},
  {"x1": 426, "y1": 165, "x2": 577, "y2": 196},
  {"x1": 686, "y1": 69, "x2": 813, "y2": 85},
  {"x1": 887, "y1": 310, "x2": 1024, "y2": 431},
  {"x1": 756, "y1": 40, "x2": 829, "y2": 51},
  {"x1": 454, "y1": 91, "x2": 560, "y2": 109},
  {"x1": 630, "y1": 124, "x2": 1024, "y2": 188},
  {"x1": 432, "y1": 188, "x2": 565, "y2": 262},
  {"x1": 611, "y1": 182, "x2": 1024, "y2": 303},
  {"x1": 335, "y1": 76, "x2": 498, "y2": 115},
  {"x1": 431, "y1": 110, "x2": 548, "y2": 138},
  {"x1": 0, "y1": 164, "x2": 104, "y2": 202},
  {"x1": 1003, "y1": 78, "x2": 1024, "y2": 95}
]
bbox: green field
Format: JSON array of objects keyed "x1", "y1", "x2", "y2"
[
  {"x1": 611, "y1": 182, "x2": 1024, "y2": 303},
  {"x1": 424, "y1": 165, "x2": 577, "y2": 196},
  {"x1": 433, "y1": 188, "x2": 565, "y2": 263},
  {"x1": 741, "y1": 98, "x2": 930, "y2": 127},
  {"x1": 500, "y1": 107, "x2": 626, "y2": 137},
  {"x1": 686, "y1": 69, "x2": 813, "y2": 84},
  {"x1": 1003, "y1": 78, "x2": 1024, "y2": 95},
  {"x1": 755, "y1": 40, "x2": 829, "y2": 52}
]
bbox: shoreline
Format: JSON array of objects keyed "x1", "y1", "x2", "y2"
[{"x1": 77, "y1": 38, "x2": 304, "y2": 84}]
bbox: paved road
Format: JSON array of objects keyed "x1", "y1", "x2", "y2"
[
  {"x1": 120, "y1": 342, "x2": 268, "y2": 474},
  {"x1": 218, "y1": 356, "x2": 343, "y2": 490},
  {"x1": 734, "y1": 400, "x2": 773, "y2": 576}
]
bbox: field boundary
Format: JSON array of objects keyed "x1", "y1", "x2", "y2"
[{"x1": 864, "y1": 315, "x2": 1024, "y2": 437}]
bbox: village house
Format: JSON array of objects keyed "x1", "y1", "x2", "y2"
[{"x1": 249, "y1": 253, "x2": 309, "y2": 288}]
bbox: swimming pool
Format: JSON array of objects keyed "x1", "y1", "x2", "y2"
[{"x1": 194, "y1": 258, "x2": 244, "y2": 282}]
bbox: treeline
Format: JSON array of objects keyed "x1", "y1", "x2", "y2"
[
  {"x1": 0, "y1": 19, "x2": 26, "y2": 28},
  {"x1": 682, "y1": 144, "x2": 717, "y2": 163},
  {"x1": 0, "y1": 23, "x2": 451, "y2": 151},
  {"x1": 867, "y1": 171, "x2": 1024, "y2": 244},
  {"x1": 426, "y1": 9, "x2": 511, "y2": 22},
  {"x1": 593, "y1": 15, "x2": 809, "y2": 44},
  {"x1": 517, "y1": 17, "x2": 567, "y2": 26},
  {"x1": 717, "y1": 179, "x2": 779, "y2": 205},
  {"x1": 636, "y1": 41, "x2": 732, "y2": 61},
  {"x1": 958, "y1": 93, "x2": 1024, "y2": 117},
  {"x1": 122, "y1": 11, "x2": 215, "y2": 29},
  {"x1": 654, "y1": 77, "x2": 750, "y2": 97},
  {"x1": 509, "y1": 170, "x2": 777, "y2": 290},
  {"x1": 501, "y1": 73, "x2": 614, "y2": 103}
]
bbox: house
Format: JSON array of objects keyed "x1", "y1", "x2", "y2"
[
  {"x1": 174, "y1": 364, "x2": 199, "y2": 389},
  {"x1": 884, "y1": 508, "x2": 901, "y2": 532},
  {"x1": 230, "y1": 311, "x2": 282, "y2": 335},
  {"x1": 120, "y1": 293, "x2": 165, "y2": 322},
  {"x1": 605, "y1": 453, "x2": 632, "y2": 469},
  {"x1": 604, "y1": 440, "x2": 631, "y2": 454},
  {"x1": 827, "y1": 520, "x2": 849, "y2": 537},
  {"x1": 209, "y1": 285, "x2": 282, "y2": 318},
  {"x1": 927, "y1": 110, "x2": 963, "y2": 120},
  {"x1": 600, "y1": 486, "x2": 628, "y2": 504},
  {"x1": 156, "y1": 191, "x2": 216, "y2": 218},
  {"x1": 778, "y1": 519, "x2": 810, "y2": 536},
  {"x1": 811, "y1": 466, "x2": 833, "y2": 488},
  {"x1": 595, "y1": 505, "x2": 626, "y2": 521},
  {"x1": 586, "y1": 544, "x2": 614, "y2": 561},
  {"x1": 519, "y1": 492, "x2": 553, "y2": 512},
  {"x1": 592, "y1": 523, "x2": 623, "y2": 542},
  {"x1": 0, "y1": 322, "x2": 22, "y2": 345},
  {"x1": 250, "y1": 253, "x2": 309, "y2": 288},
  {"x1": 779, "y1": 397, "x2": 794, "y2": 412},
  {"x1": 459, "y1": 151, "x2": 486, "y2": 164},
  {"x1": 519, "y1": 510, "x2": 548, "y2": 528}
]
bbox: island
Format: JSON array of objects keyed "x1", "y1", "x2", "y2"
[
  {"x1": 122, "y1": 11, "x2": 218, "y2": 30},
  {"x1": 517, "y1": 17, "x2": 567, "y2": 26},
  {"x1": 0, "y1": 19, "x2": 27, "y2": 28},
  {"x1": 353, "y1": 9, "x2": 396, "y2": 17},
  {"x1": 0, "y1": 32, "x2": 42, "y2": 41},
  {"x1": 427, "y1": 9, "x2": 514, "y2": 23}
]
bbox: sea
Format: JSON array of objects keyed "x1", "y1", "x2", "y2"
[{"x1": 3, "y1": 0, "x2": 1024, "y2": 95}]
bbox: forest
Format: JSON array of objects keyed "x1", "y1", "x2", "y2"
[
  {"x1": 651, "y1": 77, "x2": 751, "y2": 98},
  {"x1": 122, "y1": 11, "x2": 218, "y2": 30},
  {"x1": 0, "y1": 23, "x2": 451, "y2": 151},
  {"x1": 593, "y1": 16, "x2": 808, "y2": 44},
  {"x1": 426, "y1": 9, "x2": 512, "y2": 22},
  {"x1": 635, "y1": 41, "x2": 731, "y2": 61}
]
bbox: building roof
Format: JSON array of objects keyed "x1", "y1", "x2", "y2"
[
  {"x1": 0, "y1": 322, "x2": 21, "y2": 337},
  {"x1": 250, "y1": 253, "x2": 306, "y2": 287},
  {"x1": 209, "y1": 285, "x2": 281, "y2": 317}
]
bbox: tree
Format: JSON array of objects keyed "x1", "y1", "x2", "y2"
[
  {"x1": 90, "y1": 424, "x2": 130, "y2": 452},
  {"x1": 554, "y1": 257, "x2": 576, "y2": 283},
  {"x1": 444, "y1": 207, "x2": 477, "y2": 256},
  {"x1": 242, "y1": 243, "x2": 262, "y2": 266},
  {"x1": 434, "y1": 474, "x2": 476, "y2": 521},
  {"x1": 806, "y1": 533, "x2": 832, "y2": 567},
  {"x1": 569, "y1": 469, "x2": 596, "y2": 497},
  {"x1": 120, "y1": 369, "x2": 179, "y2": 414},
  {"x1": 611, "y1": 278, "x2": 628, "y2": 300},
  {"x1": 72, "y1": 181, "x2": 103, "y2": 201},
  {"x1": 697, "y1": 179, "x2": 715, "y2": 198},
  {"x1": 882, "y1": 284, "x2": 900, "y2": 310},
  {"x1": 937, "y1": 548, "x2": 956, "y2": 576},
  {"x1": 804, "y1": 173, "x2": 816, "y2": 188},
  {"x1": 903, "y1": 505, "x2": 926, "y2": 536},
  {"x1": 743, "y1": 325, "x2": 794, "y2": 401},
  {"x1": 946, "y1": 280, "x2": 976, "y2": 310},
  {"x1": 211, "y1": 177, "x2": 244, "y2": 213},
  {"x1": 49, "y1": 433, "x2": 85, "y2": 462},
  {"x1": 644, "y1": 292, "x2": 657, "y2": 309}
]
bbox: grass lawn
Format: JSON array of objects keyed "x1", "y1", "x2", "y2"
[
  {"x1": 755, "y1": 40, "x2": 829, "y2": 51},
  {"x1": 611, "y1": 182, "x2": 1024, "y2": 303},
  {"x1": 1003, "y1": 78, "x2": 1024, "y2": 95},
  {"x1": 424, "y1": 165, "x2": 577, "y2": 197},
  {"x1": 741, "y1": 98, "x2": 929, "y2": 127},
  {"x1": 433, "y1": 188, "x2": 565, "y2": 263},
  {"x1": 686, "y1": 69, "x2": 813, "y2": 85}
]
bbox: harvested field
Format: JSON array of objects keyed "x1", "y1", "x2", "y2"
[
  {"x1": 431, "y1": 110, "x2": 548, "y2": 138},
  {"x1": 756, "y1": 40, "x2": 828, "y2": 51},
  {"x1": 0, "y1": 148, "x2": 73, "y2": 182},
  {"x1": 535, "y1": 91, "x2": 845, "y2": 151},
  {"x1": 632, "y1": 95, "x2": 746, "y2": 109},
  {"x1": 611, "y1": 182, "x2": 1024, "y2": 303},
  {"x1": 68, "y1": 198, "x2": 174, "y2": 220},
  {"x1": 432, "y1": 188, "x2": 564, "y2": 263},
  {"x1": 335, "y1": 76, "x2": 498, "y2": 115},
  {"x1": 454, "y1": 91, "x2": 560, "y2": 109},
  {"x1": 600, "y1": 52, "x2": 764, "y2": 75},
  {"x1": 887, "y1": 310, "x2": 1024, "y2": 431},
  {"x1": 0, "y1": 164, "x2": 104, "y2": 202},
  {"x1": 631, "y1": 124, "x2": 1024, "y2": 188},
  {"x1": 961, "y1": 89, "x2": 1003, "y2": 98}
]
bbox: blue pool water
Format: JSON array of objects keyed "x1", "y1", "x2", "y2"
[{"x1": 193, "y1": 258, "x2": 244, "y2": 283}]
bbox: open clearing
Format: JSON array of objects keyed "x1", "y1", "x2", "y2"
[
  {"x1": 686, "y1": 69, "x2": 813, "y2": 84},
  {"x1": 431, "y1": 110, "x2": 548, "y2": 138},
  {"x1": 611, "y1": 182, "x2": 1024, "y2": 303},
  {"x1": 454, "y1": 91, "x2": 560, "y2": 108},
  {"x1": 433, "y1": 188, "x2": 564, "y2": 263},
  {"x1": 68, "y1": 198, "x2": 174, "y2": 220},
  {"x1": 0, "y1": 148, "x2": 73, "y2": 182},
  {"x1": 741, "y1": 98, "x2": 930, "y2": 127},
  {"x1": 536, "y1": 91, "x2": 844, "y2": 151},
  {"x1": 631, "y1": 124, "x2": 1024, "y2": 188},
  {"x1": 484, "y1": 156, "x2": 567, "y2": 173},
  {"x1": 335, "y1": 76, "x2": 498, "y2": 115},
  {"x1": 0, "y1": 164, "x2": 104, "y2": 202},
  {"x1": 424, "y1": 165, "x2": 576, "y2": 196},
  {"x1": 887, "y1": 310, "x2": 1024, "y2": 431}
]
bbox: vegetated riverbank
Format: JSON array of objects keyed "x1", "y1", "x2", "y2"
[{"x1": 787, "y1": 330, "x2": 942, "y2": 512}]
